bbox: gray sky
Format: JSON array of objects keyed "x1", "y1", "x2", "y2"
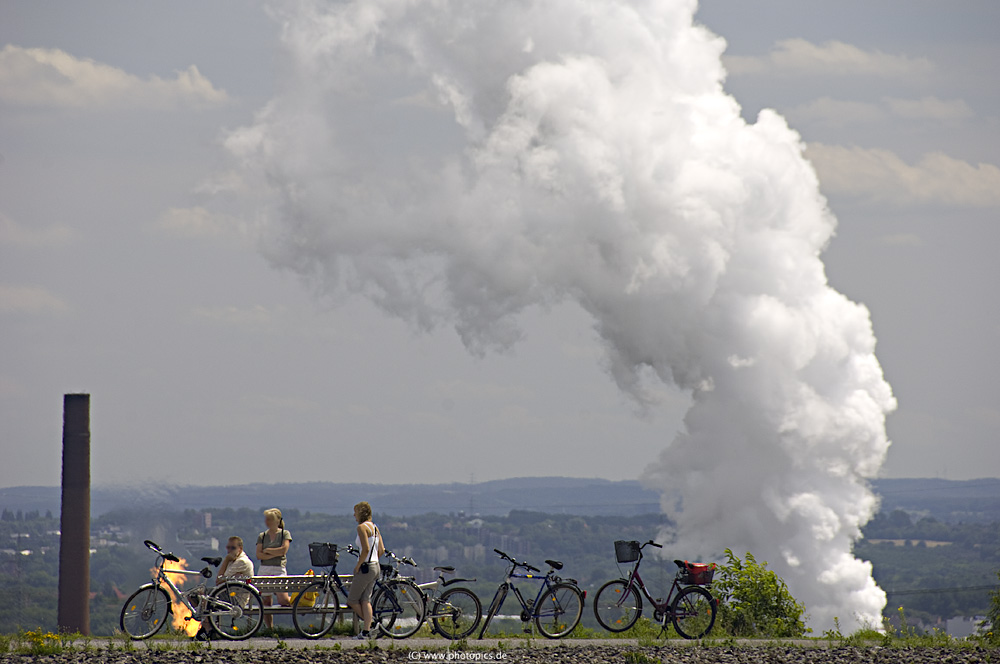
[{"x1": 1, "y1": 0, "x2": 997, "y2": 489}]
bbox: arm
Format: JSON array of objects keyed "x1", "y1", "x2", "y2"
[
  {"x1": 376, "y1": 527, "x2": 385, "y2": 558},
  {"x1": 355, "y1": 523, "x2": 370, "y2": 573},
  {"x1": 216, "y1": 556, "x2": 231, "y2": 584},
  {"x1": 262, "y1": 540, "x2": 291, "y2": 557}
]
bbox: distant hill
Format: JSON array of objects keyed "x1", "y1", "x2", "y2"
[
  {"x1": 2, "y1": 476, "x2": 998, "y2": 521},
  {"x1": 0, "y1": 476, "x2": 662, "y2": 518},
  {"x1": 872, "y1": 477, "x2": 1000, "y2": 522}
]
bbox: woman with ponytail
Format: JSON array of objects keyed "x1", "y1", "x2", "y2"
[{"x1": 256, "y1": 507, "x2": 292, "y2": 628}]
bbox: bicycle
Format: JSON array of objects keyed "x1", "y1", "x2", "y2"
[
  {"x1": 368, "y1": 549, "x2": 425, "y2": 638},
  {"x1": 380, "y1": 549, "x2": 482, "y2": 640},
  {"x1": 592, "y1": 539, "x2": 717, "y2": 639},
  {"x1": 120, "y1": 540, "x2": 264, "y2": 640},
  {"x1": 290, "y1": 542, "x2": 424, "y2": 639},
  {"x1": 477, "y1": 548, "x2": 584, "y2": 640}
]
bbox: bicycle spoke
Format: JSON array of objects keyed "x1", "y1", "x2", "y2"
[
  {"x1": 671, "y1": 586, "x2": 716, "y2": 639},
  {"x1": 119, "y1": 585, "x2": 171, "y2": 640},
  {"x1": 535, "y1": 583, "x2": 583, "y2": 639},
  {"x1": 594, "y1": 579, "x2": 642, "y2": 632},
  {"x1": 293, "y1": 582, "x2": 340, "y2": 639},
  {"x1": 432, "y1": 588, "x2": 481, "y2": 640}
]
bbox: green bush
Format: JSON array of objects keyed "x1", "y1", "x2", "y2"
[
  {"x1": 713, "y1": 548, "x2": 806, "y2": 638},
  {"x1": 986, "y1": 569, "x2": 1000, "y2": 645}
]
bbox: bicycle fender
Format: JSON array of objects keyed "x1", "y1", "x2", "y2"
[{"x1": 442, "y1": 577, "x2": 477, "y2": 587}]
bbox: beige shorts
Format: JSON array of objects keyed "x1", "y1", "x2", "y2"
[
  {"x1": 347, "y1": 562, "x2": 380, "y2": 605},
  {"x1": 257, "y1": 564, "x2": 287, "y2": 598}
]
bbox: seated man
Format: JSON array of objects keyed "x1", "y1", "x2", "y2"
[
  {"x1": 217, "y1": 536, "x2": 254, "y2": 583},
  {"x1": 195, "y1": 536, "x2": 255, "y2": 641}
]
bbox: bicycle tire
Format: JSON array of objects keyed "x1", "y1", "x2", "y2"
[
  {"x1": 120, "y1": 584, "x2": 171, "y2": 639},
  {"x1": 292, "y1": 581, "x2": 341, "y2": 639},
  {"x1": 372, "y1": 579, "x2": 425, "y2": 639},
  {"x1": 432, "y1": 587, "x2": 482, "y2": 640},
  {"x1": 207, "y1": 581, "x2": 264, "y2": 640},
  {"x1": 534, "y1": 582, "x2": 584, "y2": 639},
  {"x1": 477, "y1": 585, "x2": 507, "y2": 639},
  {"x1": 593, "y1": 578, "x2": 643, "y2": 632},
  {"x1": 671, "y1": 585, "x2": 716, "y2": 639}
]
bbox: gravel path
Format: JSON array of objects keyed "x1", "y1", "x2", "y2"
[{"x1": 2, "y1": 643, "x2": 998, "y2": 663}]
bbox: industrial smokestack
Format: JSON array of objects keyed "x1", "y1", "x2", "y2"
[{"x1": 58, "y1": 393, "x2": 90, "y2": 635}]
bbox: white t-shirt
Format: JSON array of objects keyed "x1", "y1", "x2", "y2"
[
  {"x1": 223, "y1": 551, "x2": 254, "y2": 579},
  {"x1": 355, "y1": 522, "x2": 380, "y2": 563}
]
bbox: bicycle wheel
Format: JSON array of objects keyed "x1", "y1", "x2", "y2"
[
  {"x1": 432, "y1": 587, "x2": 482, "y2": 640},
  {"x1": 671, "y1": 586, "x2": 716, "y2": 639},
  {"x1": 292, "y1": 581, "x2": 341, "y2": 639},
  {"x1": 120, "y1": 584, "x2": 171, "y2": 639},
  {"x1": 477, "y1": 585, "x2": 507, "y2": 639},
  {"x1": 594, "y1": 579, "x2": 643, "y2": 632},
  {"x1": 208, "y1": 581, "x2": 264, "y2": 640},
  {"x1": 372, "y1": 579, "x2": 425, "y2": 639},
  {"x1": 534, "y1": 582, "x2": 583, "y2": 639}
]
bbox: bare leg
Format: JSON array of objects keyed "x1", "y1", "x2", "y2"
[
  {"x1": 277, "y1": 591, "x2": 291, "y2": 607},
  {"x1": 263, "y1": 595, "x2": 273, "y2": 629},
  {"x1": 347, "y1": 600, "x2": 359, "y2": 622},
  {"x1": 360, "y1": 600, "x2": 373, "y2": 632},
  {"x1": 347, "y1": 600, "x2": 369, "y2": 634}
]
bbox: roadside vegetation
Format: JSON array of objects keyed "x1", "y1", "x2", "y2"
[{"x1": 1, "y1": 507, "x2": 997, "y2": 638}]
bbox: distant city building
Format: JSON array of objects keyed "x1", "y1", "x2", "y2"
[{"x1": 946, "y1": 616, "x2": 987, "y2": 638}]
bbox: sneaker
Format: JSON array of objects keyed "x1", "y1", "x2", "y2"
[{"x1": 353, "y1": 631, "x2": 370, "y2": 640}]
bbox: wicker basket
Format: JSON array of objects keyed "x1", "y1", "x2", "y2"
[
  {"x1": 308, "y1": 542, "x2": 338, "y2": 567},
  {"x1": 614, "y1": 540, "x2": 641, "y2": 564}
]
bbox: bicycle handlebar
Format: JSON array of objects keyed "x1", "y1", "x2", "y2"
[
  {"x1": 383, "y1": 549, "x2": 417, "y2": 567},
  {"x1": 144, "y1": 539, "x2": 180, "y2": 563},
  {"x1": 645, "y1": 540, "x2": 663, "y2": 549},
  {"x1": 493, "y1": 548, "x2": 541, "y2": 573}
]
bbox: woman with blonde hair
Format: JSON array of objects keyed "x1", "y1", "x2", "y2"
[
  {"x1": 256, "y1": 507, "x2": 292, "y2": 629},
  {"x1": 346, "y1": 501, "x2": 384, "y2": 639}
]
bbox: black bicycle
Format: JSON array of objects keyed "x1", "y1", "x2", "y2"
[
  {"x1": 291, "y1": 542, "x2": 424, "y2": 639},
  {"x1": 592, "y1": 539, "x2": 716, "y2": 639},
  {"x1": 477, "y1": 548, "x2": 584, "y2": 639}
]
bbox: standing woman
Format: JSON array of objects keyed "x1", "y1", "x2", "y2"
[
  {"x1": 346, "y1": 501, "x2": 384, "y2": 640},
  {"x1": 256, "y1": 508, "x2": 292, "y2": 629}
]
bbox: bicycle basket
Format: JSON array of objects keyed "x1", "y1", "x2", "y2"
[
  {"x1": 679, "y1": 561, "x2": 715, "y2": 585},
  {"x1": 614, "y1": 540, "x2": 641, "y2": 564},
  {"x1": 308, "y1": 542, "x2": 338, "y2": 567}
]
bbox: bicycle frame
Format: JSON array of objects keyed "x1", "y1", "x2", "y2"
[
  {"x1": 621, "y1": 565, "x2": 681, "y2": 613},
  {"x1": 416, "y1": 573, "x2": 454, "y2": 615},
  {"x1": 490, "y1": 564, "x2": 562, "y2": 620},
  {"x1": 153, "y1": 566, "x2": 207, "y2": 616},
  {"x1": 314, "y1": 546, "x2": 408, "y2": 616}
]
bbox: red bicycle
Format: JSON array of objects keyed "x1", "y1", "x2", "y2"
[{"x1": 593, "y1": 539, "x2": 717, "y2": 639}]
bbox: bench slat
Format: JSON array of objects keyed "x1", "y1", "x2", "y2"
[{"x1": 249, "y1": 574, "x2": 352, "y2": 593}]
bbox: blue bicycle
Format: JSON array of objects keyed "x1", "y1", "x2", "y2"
[{"x1": 477, "y1": 548, "x2": 584, "y2": 639}]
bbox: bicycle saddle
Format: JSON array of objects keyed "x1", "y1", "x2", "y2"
[
  {"x1": 434, "y1": 565, "x2": 456, "y2": 573},
  {"x1": 545, "y1": 559, "x2": 563, "y2": 570},
  {"x1": 202, "y1": 556, "x2": 222, "y2": 567},
  {"x1": 442, "y1": 576, "x2": 477, "y2": 586}
]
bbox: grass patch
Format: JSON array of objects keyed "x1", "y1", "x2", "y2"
[{"x1": 622, "y1": 651, "x2": 662, "y2": 664}]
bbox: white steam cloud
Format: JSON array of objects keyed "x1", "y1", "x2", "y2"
[{"x1": 224, "y1": 0, "x2": 895, "y2": 629}]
